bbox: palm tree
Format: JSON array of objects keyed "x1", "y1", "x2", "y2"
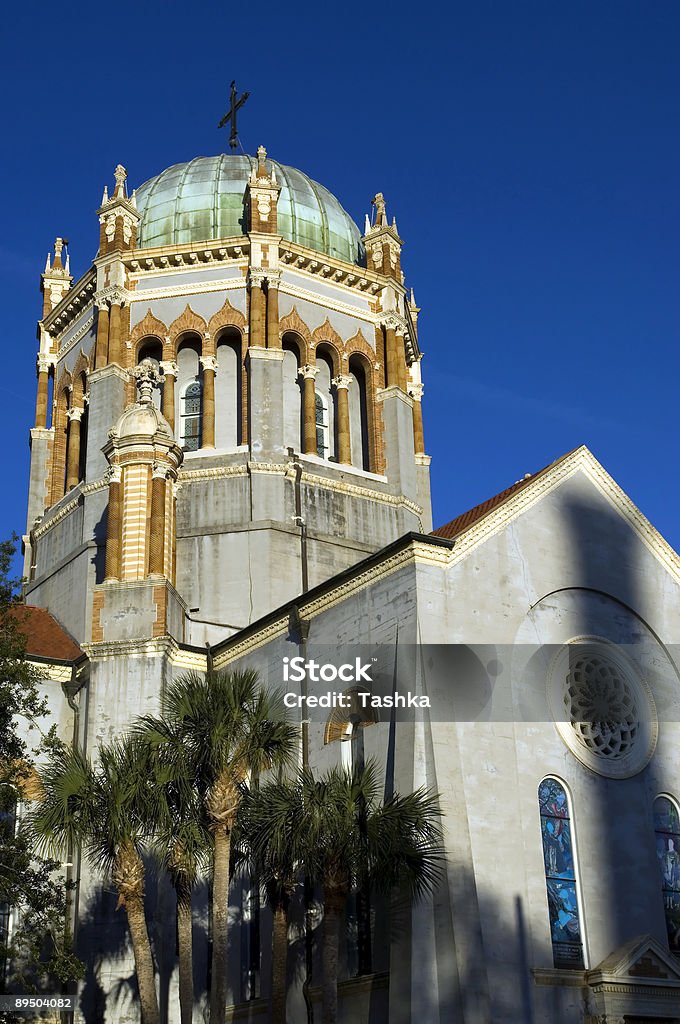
[
  {"x1": 139, "y1": 668, "x2": 296, "y2": 1024},
  {"x1": 29, "y1": 738, "x2": 161, "y2": 1024},
  {"x1": 243, "y1": 763, "x2": 444, "y2": 1024},
  {"x1": 139, "y1": 723, "x2": 211, "y2": 1024},
  {"x1": 235, "y1": 780, "x2": 306, "y2": 1024}
]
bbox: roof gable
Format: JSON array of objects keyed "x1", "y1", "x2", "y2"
[{"x1": 431, "y1": 446, "x2": 680, "y2": 584}]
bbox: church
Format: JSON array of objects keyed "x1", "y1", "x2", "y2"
[{"x1": 15, "y1": 138, "x2": 680, "y2": 1023}]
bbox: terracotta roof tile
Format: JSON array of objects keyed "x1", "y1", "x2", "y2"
[
  {"x1": 431, "y1": 450, "x2": 578, "y2": 541},
  {"x1": 7, "y1": 605, "x2": 82, "y2": 662}
]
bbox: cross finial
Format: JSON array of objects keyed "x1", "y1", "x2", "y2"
[{"x1": 217, "y1": 80, "x2": 250, "y2": 151}]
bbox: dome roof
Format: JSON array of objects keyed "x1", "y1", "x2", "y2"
[{"x1": 135, "y1": 154, "x2": 363, "y2": 265}]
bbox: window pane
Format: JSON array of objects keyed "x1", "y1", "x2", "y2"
[
  {"x1": 654, "y1": 796, "x2": 680, "y2": 954},
  {"x1": 539, "y1": 779, "x2": 584, "y2": 969}
]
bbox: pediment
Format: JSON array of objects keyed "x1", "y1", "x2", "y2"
[{"x1": 588, "y1": 934, "x2": 680, "y2": 986}]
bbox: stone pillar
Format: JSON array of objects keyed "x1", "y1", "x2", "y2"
[
  {"x1": 249, "y1": 275, "x2": 266, "y2": 348},
  {"x1": 104, "y1": 466, "x2": 122, "y2": 581},
  {"x1": 108, "y1": 301, "x2": 122, "y2": 365},
  {"x1": 160, "y1": 361, "x2": 177, "y2": 431},
  {"x1": 300, "y1": 364, "x2": 319, "y2": 455},
  {"x1": 334, "y1": 374, "x2": 352, "y2": 465},
  {"x1": 148, "y1": 465, "x2": 167, "y2": 577},
  {"x1": 200, "y1": 355, "x2": 217, "y2": 449},
  {"x1": 385, "y1": 326, "x2": 399, "y2": 388},
  {"x1": 397, "y1": 329, "x2": 408, "y2": 391},
  {"x1": 35, "y1": 356, "x2": 51, "y2": 428},
  {"x1": 95, "y1": 302, "x2": 110, "y2": 368},
  {"x1": 113, "y1": 215, "x2": 125, "y2": 251},
  {"x1": 266, "y1": 278, "x2": 280, "y2": 348},
  {"x1": 409, "y1": 383, "x2": 425, "y2": 454},
  {"x1": 65, "y1": 408, "x2": 83, "y2": 490}
]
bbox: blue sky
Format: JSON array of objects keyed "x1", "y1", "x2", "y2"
[{"x1": 1, "y1": 1, "x2": 679, "y2": 573}]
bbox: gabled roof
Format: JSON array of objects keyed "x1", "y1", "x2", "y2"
[
  {"x1": 7, "y1": 605, "x2": 82, "y2": 662},
  {"x1": 431, "y1": 449, "x2": 578, "y2": 541}
]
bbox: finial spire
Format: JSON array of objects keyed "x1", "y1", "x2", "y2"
[
  {"x1": 372, "y1": 192, "x2": 387, "y2": 227},
  {"x1": 52, "y1": 237, "x2": 64, "y2": 270},
  {"x1": 257, "y1": 145, "x2": 268, "y2": 177},
  {"x1": 113, "y1": 165, "x2": 127, "y2": 199}
]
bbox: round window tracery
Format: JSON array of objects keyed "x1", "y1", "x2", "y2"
[{"x1": 548, "y1": 638, "x2": 657, "y2": 779}]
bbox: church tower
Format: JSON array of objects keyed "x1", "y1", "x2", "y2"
[{"x1": 23, "y1": 148, "x2": 430, "y2": 652}]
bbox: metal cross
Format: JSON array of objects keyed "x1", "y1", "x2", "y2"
[{"x1": 217, "y1": 81, "x2": 250, "y2": 150}]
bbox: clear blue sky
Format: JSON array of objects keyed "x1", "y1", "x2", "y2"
[{"x1": 2, "y1": 1, "x2": 679, "y2": 572}]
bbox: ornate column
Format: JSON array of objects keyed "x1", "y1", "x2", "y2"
[
  {"x1": 65, "y1": 408, "x2": 83, "y2": 490},
  {"x1": 34, "y1": 354, "x2": 52, "y2": 428},
  {"x1": 104, "y1": 465, "x2": 122, "y2": 581},
  {"x1": 266, "y1": 275, "x2": 281, "y2": 348},
  {"x1": 299, "y1": 364, "x2": 319, "y2": 455},
  {"x1": 249, "y1": 272, "x2": 267, "y2": 348},
  {"x1": 148, "y1": 464, "x2": 167, "y2": 577},
  {"x1": 409, "y1": 383, "x2": 425, "y2": 454},
  {"x1": 333, "y1": 374, "x2": 352, "y2": 465},
  {"x1": 95, "y1": 300, "x2": 110, "y2": 368},
  {"x1": 160, "y1": 360, "x2": 177, "y2": 431},
  {"x1": 108, "y1": 298, "x2": 123, "y2": 365},
  {"x1": 200, "y1": 355, "x2": 217, "y2": 448}
]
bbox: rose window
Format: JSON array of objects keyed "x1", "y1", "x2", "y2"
[{"x1": 563, "y1": 653, "x2": 639, "y2": 759}]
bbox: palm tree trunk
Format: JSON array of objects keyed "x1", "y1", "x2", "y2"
[
  {"x1": 321, "y1": 892, "x2": 344, "y2": 1024},
  {"x1": 271, "y1": 902, "x2": 288, "y2": 1024},
  {"x1": 125, "y1": 893, "x2": 160, "y2": 1024},
  {"x1": 209, "y1": 827, "x2": 232, "y2": 1023},
  {"x1": 176, "y1": 883, "x2": 194, "y2": 1024}
]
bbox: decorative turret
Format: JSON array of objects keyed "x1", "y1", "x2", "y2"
[
  {"x1": 246, "y1": 145, "x2": 281, "y2": 234},
  {"x1": 41, "y1": 237, "x2": 72, "y2": 317},
  {"x1": 361, "y1": 192, "x2": 403, "y2": 283},
  {"x1": 102, "y1": 360, "x2": 182, "y2": 584},
  {"x1": 96, "y1": 164, "x2": 140, "y2": 256},
  {"x1": 246, "y1": 145, "x2": 283, "y2": 365}
]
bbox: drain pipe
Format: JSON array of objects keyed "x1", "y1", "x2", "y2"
[{"x1": 61, "y1": 659, "x2": 87, "y2": 1024}]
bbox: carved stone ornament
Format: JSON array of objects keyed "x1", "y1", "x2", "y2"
[{"x1": 133, "y1": 359, "x2": 161, "y2": 404}]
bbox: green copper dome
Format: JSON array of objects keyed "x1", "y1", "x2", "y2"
[{"x1": 135, "y1": 154, "x2": 363, "y2": 265}]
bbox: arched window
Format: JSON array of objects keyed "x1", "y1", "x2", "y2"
[
  {"x1": 180, "y1": 379, "x2": 202, "y2": 451},
  {"x1": 654, "y1": 795, "x2": 680, "y2": 954},
  {"x1": 538, "y1": 777, "x2": 584, "y2": 968},
  {"x1": 315, "y1": 392, "x2": 329, "y2": 458}
]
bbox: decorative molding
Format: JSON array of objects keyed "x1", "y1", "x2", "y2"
[
  {"x1": 56, "y1": 312, "x2": 96, "y2": 359},
  {"x1": 207, "y1": 295, "x2": 247, "y2": 335},
  {"x1": 280, "y1": 280, "x2": 377, "y2": 326},
  {"x1": 130, "y1": 308, "x2": 169, "y2": 347},
  {"x1": 169, "y1": 304, "x2": 208, "y2": 342},
  {"x1": 129, "y1": 278, "x2": 246, "y2": 304},
  {"x1": 179, "y1": 465, "x2": 249, "y2": 482}
]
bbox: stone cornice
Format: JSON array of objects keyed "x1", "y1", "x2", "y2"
[
  {"x1": 56, "y1": 311, "x2": 96, "y2": 359},
  {"x1": 42, "y1": 267, "x2": 97, "y2": 334},
  {"x1": 129, "y1": 277, "x2": 245, "y2": 304},
  {"x1": 280, "y1": 278, "x2": 378, "y2": 327},
  {"x1": 33, "y1": 476, "x2": 109, "y2": 538}
]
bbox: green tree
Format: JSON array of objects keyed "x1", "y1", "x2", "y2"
[
  {"x1": 0, "y1": 537, "x2": 82, "y2": 1012},
  {"x1": 139, "y1": 668, "x2": 296, "y2": 1024},
  {"x1": 242, "y1": 763, "x2": 445, "y2": 1024},
  {"x1": 30, "y1": 738, "x2": 161, "y2": 1024}
]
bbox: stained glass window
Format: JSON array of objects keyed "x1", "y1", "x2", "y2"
[
  {"x1": 538, "y1": 778, "x2": 584, "y2": 969},
  {"x1": 315, "y1": 392, "x2": 329, "y2": 459},
  {"x1": 654, "y1": 796, "x2": 680, "y2": 955},
  {"x1": 181, "y1": 379, "x2": 202, "y2": 451}
]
